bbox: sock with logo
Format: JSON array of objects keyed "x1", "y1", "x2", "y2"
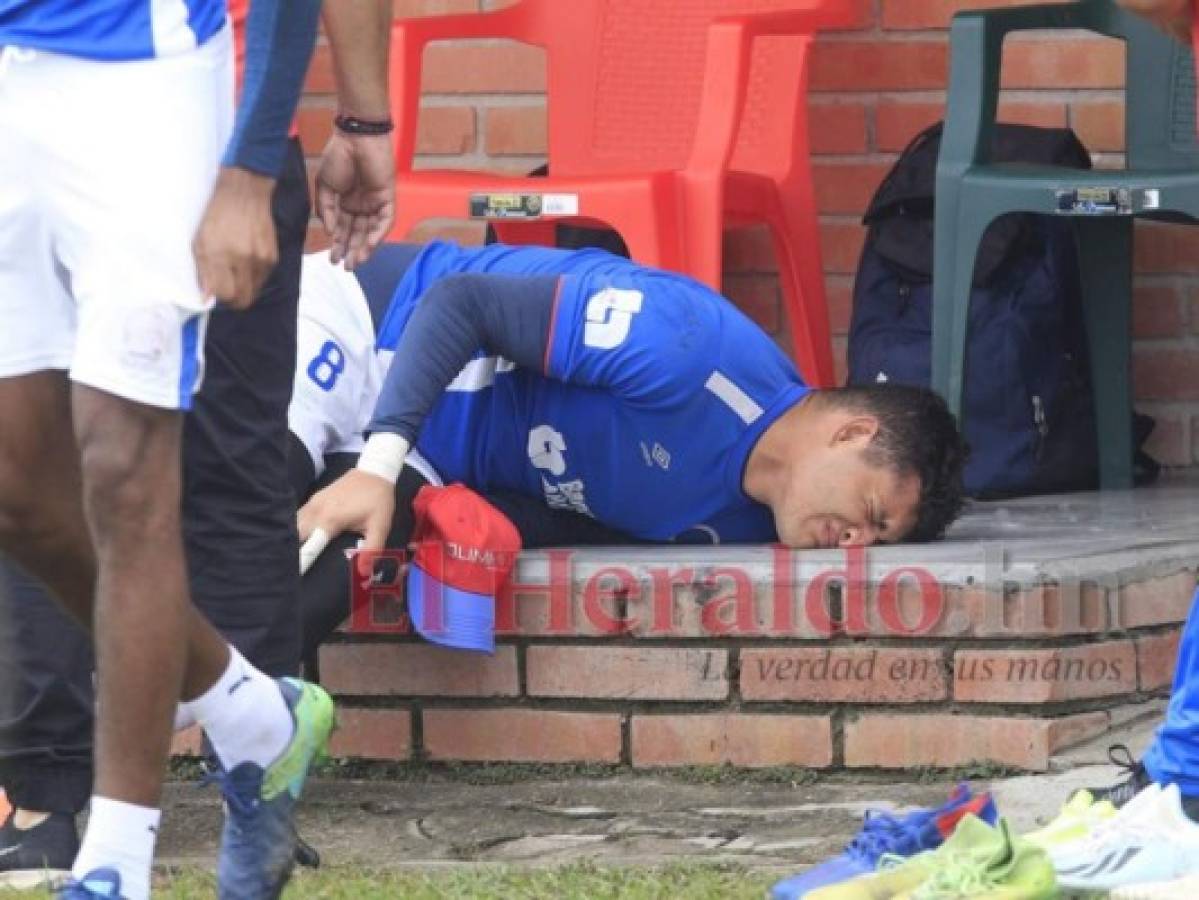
[
  {"x1": 176, "y1": 647, "x2": 294, "y2": 771},
  {"x1": 71, "y1": 797, "x2": 159, "y2": 900}
]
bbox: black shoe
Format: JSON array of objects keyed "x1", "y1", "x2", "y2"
[
  {"x1": 0, "y1": 809, "x2": 78, "y2": 890},
  {"x1": 295, "y1": 833, "x2": 321, "y2": 869},
  {"x1": 1087, "y1": 743, "x2": 1155, "y2": 808}
]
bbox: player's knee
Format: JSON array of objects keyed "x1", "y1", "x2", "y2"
[{"x1": 77, "y1": 411, "x2": 181, "y2": 538}]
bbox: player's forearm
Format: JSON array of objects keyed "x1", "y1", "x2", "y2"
[
  {"x1": 223, "y1": 0, "x2": 322, "y2": 177},
  {"x1": 323, "y1": 0, "x2": 393, "y2": 120},
  {"x1": 368, "y1": 274, "x2": 559, "y2": 445}
]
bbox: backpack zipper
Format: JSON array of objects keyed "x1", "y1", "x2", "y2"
[{"x1": 1032, "y1": 394, "x2": 1048, "y2": 462}]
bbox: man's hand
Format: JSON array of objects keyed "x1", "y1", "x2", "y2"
[
  {"x1": 1118, "y1": 0, "x2": 1193, "y2": 42},
  {"x1": 193, "y1": 167, "x2": 278, "y2": 309},
  {"x1": 298, "y1": 468, "x2": 396, "y2": 575},
  {"x1": 316, "y1": 130, "x2": 396, "y2": 270}
]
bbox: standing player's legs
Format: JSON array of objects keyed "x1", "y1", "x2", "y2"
[{"x1": 0, "y1": 33, "x2": 328, "y2": 900}]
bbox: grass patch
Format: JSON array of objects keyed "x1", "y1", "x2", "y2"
[{"x1": 7, "y1": 862, "x2": 780, "y2": 899}]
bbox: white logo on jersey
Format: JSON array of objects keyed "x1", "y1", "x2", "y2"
[
  {"x1": 583, "y1": 287, "x2": 644, "y2": 350},
  {"x1": 542, "y1": 477, "x2": 593, "y2": 517},
  {"x1": 528, "y1": 424, "x2": 568, "y2": 477}
]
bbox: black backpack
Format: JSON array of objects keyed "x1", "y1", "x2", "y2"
[{"x1": 848, "y1": 122, "x2": 1157, "y2": 498}]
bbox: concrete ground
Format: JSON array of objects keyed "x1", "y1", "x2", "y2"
[{"x1": 155, "y1": 703, "x2": 1163, "y2": 875}]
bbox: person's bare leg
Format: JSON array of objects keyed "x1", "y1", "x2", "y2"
[{"x1": 71, "y1": 384, "x2": 232, "y2": 805}]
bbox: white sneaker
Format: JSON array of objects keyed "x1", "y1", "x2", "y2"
[
  {"x1": 1052, "y1": 784, "x2": 1199, "y2": 893},
  {"x1": 1112, "y1": 872, "x2": 1199, "y2": 899}
]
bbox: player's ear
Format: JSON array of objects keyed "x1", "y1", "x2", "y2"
[{"x1": 830, "y1": 415, "x2": 879, "y2": 449}]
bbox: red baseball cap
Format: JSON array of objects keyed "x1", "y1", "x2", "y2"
[{"x1": 407, "y1": 484, "x2": 522, "y2": 653}]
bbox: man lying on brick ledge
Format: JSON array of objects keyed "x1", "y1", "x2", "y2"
[{"x1": 295, "y1": 239, "x2": 968, "y2": 658}]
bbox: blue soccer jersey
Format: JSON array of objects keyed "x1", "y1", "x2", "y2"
[
  {"x1": 0, "y1": 0, "x2": 225, "y2": 60},
  {"x1": 375, "y1": 242, "x2": 810, "y2": 544}
]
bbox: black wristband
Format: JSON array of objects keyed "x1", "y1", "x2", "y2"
[{"x1": 334, "y1": 115, "x2": 394, "y2": 136}]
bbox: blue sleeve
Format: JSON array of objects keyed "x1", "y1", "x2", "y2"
[
  {"x1": 545, "y1": 273, "x2": 717, "y2": 407},
  {"x1": 368, "y1": 273, "x2": 559, "y2": 442},
  {"x1": 222, "y1": 0, "x2": 322, "y2": 177}
]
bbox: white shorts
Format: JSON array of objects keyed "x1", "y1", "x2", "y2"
[{"x1": 0, "y1": 27, "x2": 233, "y2": 410}]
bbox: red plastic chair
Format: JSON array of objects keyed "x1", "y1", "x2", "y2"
[{"x1": 387, "y1": 0, "x2": 865, "y2": 387}]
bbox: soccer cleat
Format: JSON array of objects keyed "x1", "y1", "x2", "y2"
[
  {"x1": 896, "y1": 819, "x2": 1057, "y2": 900},
  {"x1": 1111, "y1": 872, "x2": 1199, "y2": 899},
  {"x1": 1051, "y1": 783, "x2": 1199, "y2": 894},
  {"x1": 1086, "y1": 744, "x2": 1154, "y2": 808},
  {"x1": 55, "y1": 868, "x2": 124, "y2": 899},
  {"x1": 771, "y1": 784, "x2": 998, "y2": 898},
  {"x1": 210, "y1": 678, "x2": 335, "y2": 900},
  {"x1": 1023, "y1": 789, "x2": 1116, "y2": 851},
  {"x1": 806, "y1": 814, "x2": 1003, "y2": 900},
  {"x1": 0, "y1": 809, "x2": 78, "y2": 890}
]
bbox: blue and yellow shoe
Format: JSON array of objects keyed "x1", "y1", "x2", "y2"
[
  {"x1": 210, "y1": 678, "x2": 334, "y2": 900},
  {"x1": 56, "y1": 868, "x2": 124, "y2": 899}
]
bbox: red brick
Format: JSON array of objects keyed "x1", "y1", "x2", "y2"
[
  {"x1": 304, "y1": 44, "x2": 337, "y2": 94},
  {"x1": 483, "y1": 104, "x2": 546, "y2": 155},
  {"x1": 953, "y1": 642, "x2": 1136, "y2": 703},
  {"x1": 811, "y1": 41, "x2": 948, "y2": 92},
  {"x1": 812, "y1": 162, "x2": 893, "y2": 216},
  {"x1": 845, "y1": 712, "x2": 1109, "y2": 770},
  {"x1": 526, "y1": 647, "x2": 729, "y2": 701},
  {"x1": 423, "y1": 709, "x2": 622, "y2": 763},
  {"x1": 1137, "y1": 628, "x2": 1183, "y2": 692},
  {"x1": 415, "y1": 106, "x2": 478, "y2": 155},
  {"x1": 423, "y1": 43, "x2": 546, "y2": 94},
  {"x1": 1133, "y1": 283, "x2": 1186, "y2": 339},
  {"x1": 1000, "y1": 38, "x2": 1125, "y2": 90},
  {"x1": 631, "y1": 714, "x2": 832, "y2": 768},
  {"x1": 722, "y1": 274, "x2": 782, "y2": 334},
  {"x1": 741, "y1": 647, "x2": 947, "y2": 703},
  {"x1": 329, "y1": 708, "x2": 413, "y2": 761},
  {"x1": 1134, "y1": 346, "x2": 1199, "y2": 401},
  {"x1": 820, "y1": 221, "x2": 867, "y2": 274},
  {"x1": 875, "y1": 100, "x2": 1067, "y2": 153},
  {"x1": 502, "y1": 554, "x2": 633, "y2": 638},
  {"x1": 876, "y1": 101, "x2": 943, "y2": 154},
  {"x1": 808, "y1": 102, "x2": 870, "y2": 155},
  {"x1": 1134, "y1": 222, "x2": 1199, "y2": 274},
  {"x1": 298, "y1": 104, "x2": 475, "y2": 157},
  {"x1": 827, "y1": 276, "x2": 853, "y2": 336},
  {"x1": 1120, "y1": 571, "x2": 1198, "y2": 629},
  {"x1": 724, "y1": 226, "x2": 778, "y2": 273},
  {"x1": 1049, "y1": 711, "x2": 1113, "y2": 757},
  {"x1": 320, "y1": 643, "x2": 519, "y2": 697},
  {"x1": 882, "y1": 0, "x2": 1050, "y2": 30},
  {"x1": 940, "y1": 582, "x2": 1111, "y2": 640},
  {"x1": 1072, "y1": 100, "x2": 1126, "y2": 153}
]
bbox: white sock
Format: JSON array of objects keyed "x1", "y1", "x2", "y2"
[
  {"x1": 178, "y1": 647, "x2": 294, "y2": 771},
  {"x1": 72, "y1": 797, "x2": 159, "y2": 900}
]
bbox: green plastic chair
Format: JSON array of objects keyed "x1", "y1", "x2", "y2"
[{"x1": 932, "y1": 0, "x2": 1199, "y2": 489}]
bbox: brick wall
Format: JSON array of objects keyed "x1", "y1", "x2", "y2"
[
  {"x1": 300, "y1": 0, "x2": 1199, "y2": 468},
  {"x1": 274, "y1": 560, "x2": 1190, "y2": 773}
]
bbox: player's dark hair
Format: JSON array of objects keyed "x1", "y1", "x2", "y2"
[{"x1": 825, "y1": 384, "x2": 969, "y2": 542}]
